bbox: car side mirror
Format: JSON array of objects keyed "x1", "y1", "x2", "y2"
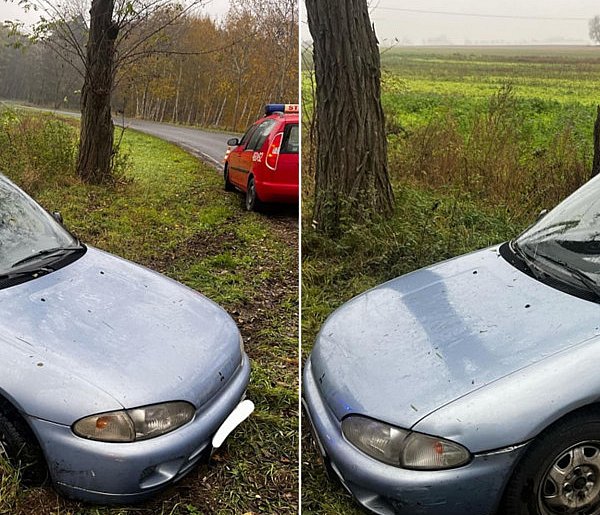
[
  {"x1": 227, "y1": 138, "x2": 240, "y2": 146},
  {"x1": 537, "y1": 209, "x2": 548, "y2": 221},
  {"x1": 52, "y1": 211, "x2": 63, "y2": 224}
]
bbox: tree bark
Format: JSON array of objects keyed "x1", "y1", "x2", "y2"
[
  {"x1": 76, "y1": 0, "x2": 118, "y2": 184},
  {"x1": 306, "y1": 0, "x2": 394, "y2": 235},
  {"x1": 592, "y1": 105, "x2": 600, "y2": 178}
]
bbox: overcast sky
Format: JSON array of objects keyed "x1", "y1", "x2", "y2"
[
  {"x1": 3, "y1": 1, "x2": 598, "y2": 45},
  {"x1": 0, "y1": 0, "x2": 230, "y2": 26},
  {"x1": 301, "y1": 0, "x2": 600, "y2": 45}
]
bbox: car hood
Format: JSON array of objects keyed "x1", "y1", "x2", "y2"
[
  {"x1": 310, "y1": 245, "x2": 600, "y2": 429},
  {"x1": 0, "y1": 247, "x2": 243, "y2": 424}
]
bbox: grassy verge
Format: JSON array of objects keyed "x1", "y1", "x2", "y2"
[{"x1": 0, "y1": 111, "x2": 298, "y2": 514}]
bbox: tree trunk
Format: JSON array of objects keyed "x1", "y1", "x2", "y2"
[
  {"x1": 592, "y1": 105, "x2": 600, "y2": 178},
  {"x1": 215, "y1": 95, "x2": 227, "y2": 127},
  {"x1": 77, "y1": 0, "x2": 118, "y2": 184},
  {"x1": 172, "y1": 61, "x2": 183, "y2": 123},
  {"x1": 135, "y1": 87, "x2": 140, "y2": 117},
  {"x1": 306, "y1": 0, "x2": 394, "y2": 235},
  {"x1": 142, "y1": 81, "x2": 149, "y2": 118}
]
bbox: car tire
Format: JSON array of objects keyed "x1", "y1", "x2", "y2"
[
  {"x1": 224, "y1": 164, "x2": 234, "y2": 192},
  {"x1": 245, "y1": 176, "x2": 261, "y2": 212},
  {"x1": 502, "y1": 410, "x2": 600, "y2": 515},
  {"x1": 0, "y1": 409, "x2": 47, "y2": 485}
]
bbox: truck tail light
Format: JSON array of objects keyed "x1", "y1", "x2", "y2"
[{"x1": 265, "y1": 132, "x2": 283, "y2": 171}]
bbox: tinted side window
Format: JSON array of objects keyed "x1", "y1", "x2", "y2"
[
  {"x1": 239, "y1": 124, "x2": 258, "y2": 147},
  {"x1": 281, "y1": 123, "x2": 299, "y2": 154},
  {"x1": 247, "y1": 119, "x2": 277, "y2": 151}
]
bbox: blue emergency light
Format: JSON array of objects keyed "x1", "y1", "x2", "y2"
[{"x1": 265, "y1": 104, "x2": 299, "y2": 116}]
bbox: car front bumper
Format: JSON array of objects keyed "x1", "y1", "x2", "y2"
[
  {"x1": 303, "y1": 357, "x2": 527, "y2": 515},
  {"x1": 27, "y1": 353, "x2": 251, "y2": 503}
]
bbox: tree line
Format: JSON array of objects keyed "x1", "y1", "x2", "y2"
[{"x1": 0, "y1": 0, "x2": 298, "y2": 133}]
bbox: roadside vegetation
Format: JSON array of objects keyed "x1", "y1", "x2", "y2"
[
  {"x1": 302, "y1": 46, "x2": 598, "y2": 513},
  {"x1": 0, "y1": 108, "x2": 298, "y2": 515}
]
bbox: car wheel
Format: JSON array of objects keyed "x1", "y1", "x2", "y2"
[
  {"x1": 503, "y1": 410, "x2": 600, "y2": 515},
  {"x1": 0, "y1": 410, "x2": 47, "y2": 485},
  {"x1": 224, "y1": 164, "x2": 235, "y2": 192},
  {"x1": 245, "y1": 176, "x2": 261, "y2": 212}
]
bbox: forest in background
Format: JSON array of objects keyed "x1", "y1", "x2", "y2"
[{"x1": 0, "y1": 0, "x2": 298, "y2": 131}]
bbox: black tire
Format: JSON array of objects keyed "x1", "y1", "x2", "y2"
[
  {"x1": 0, "y1": 409, "x2": 47, "y2": 485},
  {"x1": 245, "y1": 176, "x2": 261, "y2": 212},
  {"x1": 502, "y1": 410, "x2": 600, "y2": 515},
  {"x1": 224, "y1": 164, "x2": 234, "y2": 192}
]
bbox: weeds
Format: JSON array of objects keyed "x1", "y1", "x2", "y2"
[
  {"x1": 0, "y1": 109, "x2": 77, "y2": 192},
  {"x1": 0, "y1": 457, "x2": 20, "y2": 515},
  {"x1": 388, "y1": 84, "x2": 590, "y2": 218},
  {"x1": 0, "y1": 109, "x2": 133, "y2": 191}
]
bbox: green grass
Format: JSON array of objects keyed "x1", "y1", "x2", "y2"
[
  {"x1": 305, "y1": 46, "x2": 600, "y2": 147},
  {"x1": 0, "y1": 457, "x2": 21, "y2": 515},
  {"x1": 378, "y1": 46, "x2": 600, "y2": 140},
  {"x1": 0, "y1": 112, "x2": 298, "y2": 514}
]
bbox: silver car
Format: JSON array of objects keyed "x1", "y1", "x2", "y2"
[
  {"x1": 0, "y1": 174, "x2": 253, "y2": 503},
  {"x1": 304, "y1": 175, "x2": 600, "y2": 515}
]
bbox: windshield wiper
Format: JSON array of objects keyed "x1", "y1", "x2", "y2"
[
  {"x1": 0, "y1": 266, "x2": 54, "y2": 282},
  {"x1": 510, "y1": 240, "x2": 546, "y2": 280},
  {"x1": 10, "y1": 245, "x2": 83, "y2": 269},
  {"x1": 536, "y1": 252, "x2": 600, "y2": 299},
  {"x1": 511, "y1": 239, "x2": 600, "y2": 299}
]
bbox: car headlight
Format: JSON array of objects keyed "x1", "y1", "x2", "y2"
[
  {"x1": 73, "y1": 401, "x2": 195, "y2": 442},
  {"x1": 342, "y1": 415, "x2": 471, "y2": 470}
]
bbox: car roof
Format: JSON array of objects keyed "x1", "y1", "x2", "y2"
[{"x1": 260, "y1": 112, "x2": 299, "y2": 124}]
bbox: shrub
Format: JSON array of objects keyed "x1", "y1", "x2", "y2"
[
  {"x1": 0, "y1": 109, "x2": 78, "y2": 192},
  {"x1": 0, "y1": 109, "x2": 132, "y2": 191},
  {"x1": 388, "y1": 84, "x2": 590, "y2": 218}
]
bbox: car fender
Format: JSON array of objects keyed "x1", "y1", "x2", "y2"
[{"x1": 413, "y1": 333, "x2": 600, "y2": 453}]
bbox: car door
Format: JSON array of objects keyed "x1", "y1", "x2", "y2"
[
  {"x1": 274, "y1": 121, "x2": 299, "y2": 187},
  {"x1": 228, "y1": 123, "x2": 258, "y2": 188},
  {"x1": 238, "y1": 119, "x2": 278, "y2": 189}
]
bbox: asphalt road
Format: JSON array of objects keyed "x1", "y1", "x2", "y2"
[{"x1": 117, "y1": 117, "x2": 238, "y2": 170}]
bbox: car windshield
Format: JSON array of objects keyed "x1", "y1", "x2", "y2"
[
  {"x1": 515, "y1": 175, "x2": 600, "y2": 291},
  {"x1": 0, "y1": 174, "x2": 78, "y2": 275}
]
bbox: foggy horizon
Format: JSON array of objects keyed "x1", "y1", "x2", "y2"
[{"x1": 301, "y1": 1, "x2": 600, "y2": 46}]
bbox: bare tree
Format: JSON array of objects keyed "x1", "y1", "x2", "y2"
[
  {"x1": 590, "y1": 15, "x2": 600, "y2": 44},
  {"x1": 10, "y1": 0, "x2": 204, "y2": 183},
  {"x1": 306, "y1": 0, "x2": 394, "y2": 235}
]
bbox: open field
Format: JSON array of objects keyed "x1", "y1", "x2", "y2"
[
  {"x1": 302, "y1": 45, "x2": 599, "y2": 513},
  {"x1": 379, "y1": 45, "x2": 600, "y2": 136},
  {"x1": 0, "y1": 109, "x2": 298, "y2": 515}
]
